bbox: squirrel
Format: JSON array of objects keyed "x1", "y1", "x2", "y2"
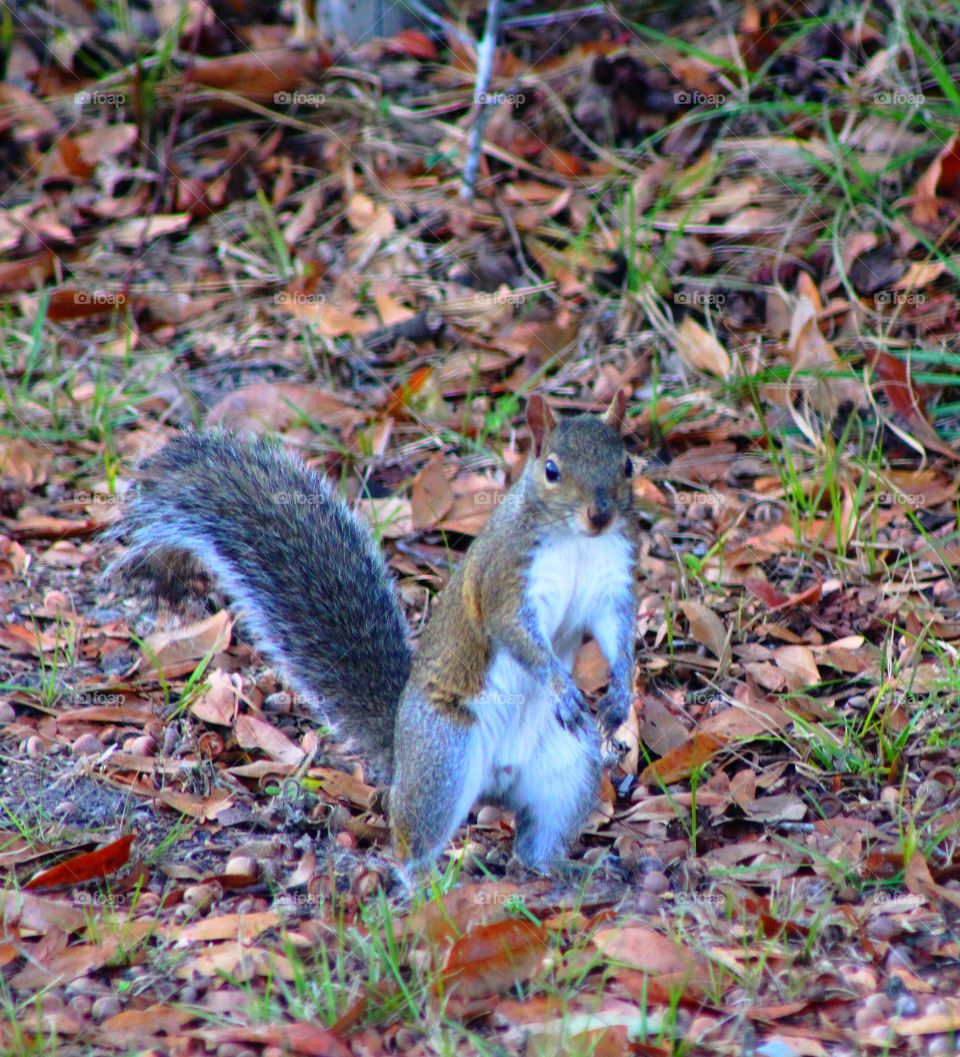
[{"x1": 111, "y1": 391, "x2": 638, "y2": 871}]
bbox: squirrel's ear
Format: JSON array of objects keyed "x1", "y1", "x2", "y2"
[
  {"x1": 603, "y1": 389, "x2": 629, "y2": 435},
  {"x1": 526, "y1": 395, "x2": 556, "y2": 457}
]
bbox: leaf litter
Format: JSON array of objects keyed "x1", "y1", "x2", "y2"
[{"x1": 1, "y1": 1, "x2": 960, "y2": 1055}]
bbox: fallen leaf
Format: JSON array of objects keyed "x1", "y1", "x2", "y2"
[
  {"x1": 639, "y1": 732, "x2": 727, "y2": 785},
  {"x1": 411, "y1": 455, "x2": 454, "y2": 530},
  {"x1": 142, "y1": 610, "x2": 232, "y2": 671},
  {"x1": 675, "y1": 316, "x2": 731, "y2": 378},
  {"x1": 25, "y1": 834, "x2": 135, "y2": 890},
  {"x1": 440, "y1": 919, "x2": 549, "y2": 998},
  {"x1": 205, "y1": 383, "x2": 364, "y2": 435},
  {"x1": 680, "y1": 600, "x2": 729, "y2": 660},
  {"x1": 236, "y1": 714, "x2": 305, "y2": 765}
]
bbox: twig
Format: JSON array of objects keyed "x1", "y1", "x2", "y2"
[
  {"x1": 399, "y1": 0, "x2": 476, "y2": 50},
  {"x1": 460, "y1": 0, "x2": 502, "y2": 202}
]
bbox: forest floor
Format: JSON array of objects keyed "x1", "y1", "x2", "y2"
[{"x1": 2, "y1": 1, "x2": 960, "y2": 1054}]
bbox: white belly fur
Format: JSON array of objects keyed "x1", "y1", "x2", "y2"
[{"x1": 471, "y1": 528, "x2": 633, "y2": 788}]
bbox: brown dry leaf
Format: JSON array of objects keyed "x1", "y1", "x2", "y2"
[
  {"x1": 700, "y1": 702, "x2": 789, "y2": 739},
  {"x1": 440, "y1": 919, "x2": 549, "y2": 999},
  {"x1": 674, "y1": 316, "x2": 731, "y2": 378},
  {"x1": 592, "y1": 923, "x2": 698, "y2": 975},
  {"x1": 680, "y1": 600, "x2": 729, "y2": 660},
  {"x1": 174, "y1": 942, "x2": 294, "y2": 982},
  {"x1": 183, "y1": 47, "x2": 330, "y2": 106},
  {"x1": 189, "y1": 669, "x2": 240, "y2": 726},
  {"x1": 772, "y1": 645, "x2": 820, "y2": 690},
  {"x1": 142, "y1": 610, "x2": 232, "y2": 670},
  {"x1": 235, "y1": 714, "x2": 305, "y2": 766},
  {"x1": 11, "y1": 936, "x2": 125, "y2": 989},
  {"x1": 73, "y1": 123, "x2": 137, "y2": 166},
  {"x1": 893, "y1": 260, "x2": 946, "y2": 290},
  {"x1": 411, "y1": 455, "x2": 454, "y2": 530},
  {"x1": 905, "y1": 851, "x2": 960, "y2": 910},
  {"x1": 639, "y1": 695, "x2": 689, "y2": 756},
  {"x1": 0, "y1": 437, "x2": 52, "y2": 486},
  {"x1": 639, "y1": 732, "x2": 727, "y2": 785},
  {"x1": 404, "y1": 882, "x2": 526, "y2": 948},
  {"x1": 156, "y1": 787, "x2": 234, "y2": 821},
  {"x1": 731, "y1": 768, "x2": 757, "y2": 810},
  {"x1": 742, "y1": 794, "x2": 806, "y2": 822},
  {"x1": 0, "y1": 891, "x2": 88, "y2": 935},
  {"x1": 304, "y1": 767, "x2": 377, "y2": 809},
  {"x1": 895, "y1": 1005, "x2": 960, "y2": 1037},
  {"x1": 205, "y1": 383, "x2": 364, "y2": 435},
  {"x1": 911, "y1": 132, "x2": 960, "y2": 225},
  {"x1": 0, "y1": 83, "x2": 58, "y2": 140},
  {"x1": 101, "y1": 1005, "x2": 193, "y2": 1043},
  {"x1": 188, "y1": 1023, "x2": 351, "y2": 1057},
  {"x1": 111, "y1": 214, "x2": 191, "y2": 247},
  {"x1": 785, "y1": 283, "x2": 865, "y2": 414},
  {"x1": 174, "y1": 911, "x2": 282, "y2": 945},
  {"x1": 0, "y1": 250, "x2": 56, "y2": 293},
  {"x1": 345, "y1": 192, "x2": 395, "y2": 257}
]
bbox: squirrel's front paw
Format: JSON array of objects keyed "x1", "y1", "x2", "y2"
[
  {"x1": 596, "y1": 692, "x2": 630, "y2": 740},
  {"x1": 553, "y1": 679, "x2": 588, "y2": 731}
]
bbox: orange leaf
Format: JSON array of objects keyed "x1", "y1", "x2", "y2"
[
  {"x1": 386, "y1": 366, "x2": 432, "y2": 420},
  {"x1": 639, "y1": 732, "x2": 726, "y2": 785},
  {"x1": 441, "y1": 919, "x2": 549, "y2": 998},
  {"x1": 386, "y1": 29, "x2": 439, "y2": 60},
  {"x1": 25, "y1": 834, "x2": 135, "y2": 890}
]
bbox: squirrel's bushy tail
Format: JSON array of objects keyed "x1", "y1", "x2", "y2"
[{"x1": 110, "y1": 432, "x2": 411, "y2": 776}]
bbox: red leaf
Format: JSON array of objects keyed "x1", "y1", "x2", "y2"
[
  {"x1": 386, "y1": 29, "x2": 438, "y2": 60},
  {"x1": 25, "y1": 834, "x2": 135, "y2": 890},
  {"x1": 870, "y1": 351, "x2": 926, "y2": 418}
]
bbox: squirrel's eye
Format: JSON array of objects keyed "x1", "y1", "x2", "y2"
[
  {"x1": 544, "y1": 460, "x2": 560, "y2": 483},
  {"x1": 624, "y1": 457, "x2": 633, "y2": 478}
]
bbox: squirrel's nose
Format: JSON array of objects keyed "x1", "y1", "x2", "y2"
[{"x1": 588, "y1": 496, "x2": 612, "y2": 530}]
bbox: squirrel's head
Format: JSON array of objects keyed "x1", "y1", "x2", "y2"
[{"x1": 525, "y1": 390, "x2": 634, "y2": 537}]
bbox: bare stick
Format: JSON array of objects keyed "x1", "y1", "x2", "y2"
[{"x1": 460, "y1": 0, "x2": 502, "y2": 202}]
